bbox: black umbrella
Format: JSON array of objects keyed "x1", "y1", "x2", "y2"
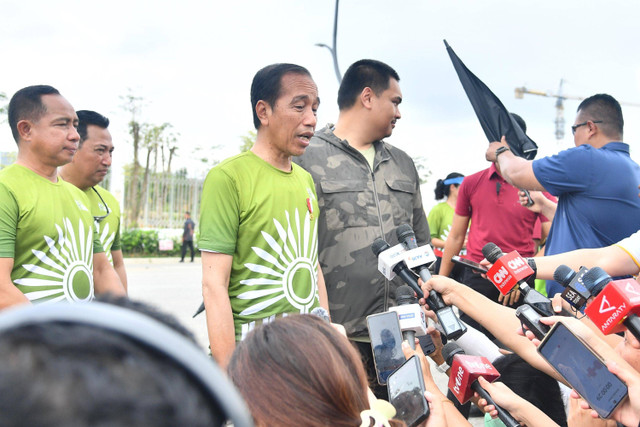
[{"x1": 444, "y1": 40, "x2": 538, "y2": 160}]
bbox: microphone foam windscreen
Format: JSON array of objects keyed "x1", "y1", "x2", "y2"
[
  {"x1": 481, "y1": 242, "x2": 502, "y2": 263},
  {"x1": 553, "y1": 265, "x2": 576, "y2": 286},
  {"x1": 371, "y1": 238, "x2": 389, "y2": 256},
  {"x1": 442, "y1": 341, "x2": 465, "y2": 365},
  {"x1": 396, "y1": 223, "x2": 415, "y2": 242},
  {"x1": 581, "y1": 267, "x2": 611, "y2": 296}
]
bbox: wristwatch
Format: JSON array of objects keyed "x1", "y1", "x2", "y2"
[
  {"x1": 494, "y1": 146, "x2": 511, "y2": 160},
  {"x1": 436, "y1": 360, "x2": 450, "y2": 373}
]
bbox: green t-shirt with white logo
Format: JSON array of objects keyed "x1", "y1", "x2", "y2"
[
  {"x1": 0, "y1": 164, "x2": 103, "y2": 303},
  {"x1": 199, "y1": 151, "x2": 321, "y2": 340},
  {"x1": 85, "y1": 185, "x2": 121, "y2": 264}
]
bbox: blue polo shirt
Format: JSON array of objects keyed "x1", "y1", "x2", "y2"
[{"x1": 532, "y1": 142, "x2": 640, "y2": 296}]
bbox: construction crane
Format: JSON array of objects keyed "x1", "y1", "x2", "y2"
[{"x1": 515, "y1": 79, "x2": 640, "y2": 140}]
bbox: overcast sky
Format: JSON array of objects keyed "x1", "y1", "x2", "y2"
[{"x1": 2, "y1": 0, "x2": 640, "y2": 212}]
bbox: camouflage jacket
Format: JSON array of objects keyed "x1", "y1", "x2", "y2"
[{"x1": 294, "y1": 125, "x2": 429, "y2": 339}]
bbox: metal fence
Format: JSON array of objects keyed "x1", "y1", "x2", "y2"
[{"x1": 123, "y1": 174, "x2": 204, "y2": 229}]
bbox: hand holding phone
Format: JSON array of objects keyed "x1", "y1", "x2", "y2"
[
  {"x1": 387, "y1": 355, "x2": 430, "y2": 427},
  {"x1": 451, "y1": 255, "x2": 489, "y2": 274},
  {"x1": 367, "y1": 311, "x2": 406, "y2": 385},
  {"x1": 537, "y1": 322, "x2": 628, "y2": 418}
]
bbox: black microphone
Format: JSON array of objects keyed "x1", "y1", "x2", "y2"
[
  {"x1": 371, "y1": 238, "x2": 424, "y2": 299},
  {"x1": 483, "y1": 243, "x2": 570, "y2": 317},
  {"x1": 396, "y1": 224, "x2": 433, "y2": 283},
  {"x1": 442, "y1": 342, "x2": 521, "y2": 427},
  {"x1": 553, "y1": 265, "x2": 591, "y2": 309},
  {"x1": 395, "y1": 224, "x2": 467, "y2": 340},
  {"x1": 581, "y1": 267, "x2": 611, "y2": 297}
]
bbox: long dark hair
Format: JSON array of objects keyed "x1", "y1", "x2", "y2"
[
  {"x1": 434, "y1": 172, "x2": 464, "y2": 200},
  {"x1": 228, "y1": 315, "x2": 404, "y2": 426}
]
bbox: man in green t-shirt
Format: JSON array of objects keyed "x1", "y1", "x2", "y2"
[
  {"x1": 0, "y1": 86, "x2": 126, "y2": 308},
  {"x1": 199, "y1": 64, "x2": 328, "y2": 368},
  {"x1": 59, "y1": 110, "x2": 127, "y2": 290}
]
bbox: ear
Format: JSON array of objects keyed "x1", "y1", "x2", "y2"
[
  {"x1": 360, "y1": 87, "x2": 374, "y2": 110},
  {"x1": 16, "y1": 120, "x2": 33, "y2": 142},
  {"x1": 255, "y1": 100, "x2": 271, "y2": 127}
]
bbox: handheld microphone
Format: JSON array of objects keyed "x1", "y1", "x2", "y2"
[
  {"x1": 372, "y1": 238, "x2": 424, "y2": 298},
  {"x1": 583, "y1": 268, "x2": 640, "y2": 339},
  {"x1": 372, "y1": 237, "x2": 466, "y2": 340},
  {"x1": 396, "y1": 224, "x2": 467, "y2": 340},
  {"x1": 442, "y1": 342, "x2": 521, "y2": 427},
  {"x1": 553, "y1": 265, "x2": 591, "y2": 310},
  {"x1": 389, "y1": 285, "x2": 427, "y2": 350},
  {"x1": 396, "y1": 223, "x2": 437, "y2": 282},
  {"x1": 483, "y1": 243, "x2": 535, "y2": 296},
  {"x1": 483, "y1": 243, "x2": 569, "y2": 317}
]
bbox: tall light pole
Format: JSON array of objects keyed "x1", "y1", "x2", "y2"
[{"x1": 315, "y1": 0, "x2": 342, "y2": 84}]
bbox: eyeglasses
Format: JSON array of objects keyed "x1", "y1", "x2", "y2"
[
  {"x1": 571, "y1": 120, "x2": 602, "y2": 135},
  {"x1": 91, "y1": 187, "x2": 111, "y2": 223}
]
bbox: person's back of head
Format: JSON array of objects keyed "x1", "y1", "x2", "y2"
[
  {"x1": 250, "y1": 63, "x2": 312, "y2": 130},
  {"x1": 493, "y1": 353, "x2": 567, "y2": 426},
  {"x1": 434, "y1": 172, "x2": 464, "y2": 200},
  {"x1": 0, "y1": 301, "x2": 252, "y2": 427},
  {"x1": 577, "y1": 93, "x2": 624, "y2": 141},
  {"x1": 8, "y1": 85, "x2": 60, "y2": 144},
  {"x1": 229, "y1": 314, "x2": 402, "y2": 427},
  {"x1": 337, "y1": 59, "x2": 400, "y2": 111}
]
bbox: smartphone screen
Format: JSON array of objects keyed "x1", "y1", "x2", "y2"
[
  {"x1": 537, "y1": 322, "x2": 628, "y2": 418},
  {"x1": 387, "y1": 355, "x2": 429, "y2": 427},
  {"x1": 451, "y1": 255, "x2": 489, "y2": 273},
  {"x1": 367, "y1": 311, "x2": 406, "y2": 385}
]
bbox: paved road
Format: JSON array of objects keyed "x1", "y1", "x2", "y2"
[{"x1": 124, "y1": 256, "x2": 485, "y2": 426}]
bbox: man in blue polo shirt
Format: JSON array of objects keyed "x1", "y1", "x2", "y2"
[{"x1": 486, "y1": 94, "x2": 640, "y2": 296}]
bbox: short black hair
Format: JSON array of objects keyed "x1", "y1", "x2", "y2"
[
  {"x1": 8, "y1": 85, "x2": 60, "y2": 143},
  {"x1": 337, "y1": 59, "x2": 400, "y2": 110},
  {"x1": 577, "y1": 93, "x2": 623, "y2": 139},
  {"x1": 76, "y1": 110, "x2": 110, "y2": 148},
  {"x1": 250, "y1": 63, "x2": 312, "y2": 130}
]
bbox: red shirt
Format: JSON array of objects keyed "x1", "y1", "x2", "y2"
[{"x1": 456, "y1": 163, "x2": 550, "y2": 262}]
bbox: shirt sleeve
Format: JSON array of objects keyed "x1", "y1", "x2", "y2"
[
  {"x1": 197, "y1": 167, "x2": 240, "y2": 255},
  {"x1": 532, "y1": 146, "x2": 594, "y2": 196},
  {"x1": 455, "y1": 179, "x2": 472, "y2": 217},
  {"x1": 0, "y1": 183, "x2": 18, "y2": 258},
  {"x1": 110, "y1": 218, "x2": 121, "y2": 251},
  {"x1": 615, "y1": 230, "x2": 640, "y2": 269}
]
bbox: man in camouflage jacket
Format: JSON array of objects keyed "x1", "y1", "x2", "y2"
[{"x1": 294, "y1": 60, "x2": 428, "y2": 396}]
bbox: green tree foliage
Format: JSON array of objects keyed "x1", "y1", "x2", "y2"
[
  {"x1": 413, "y1": 156, "x2": 432, "y2": 185},
  {"x1": 240, "y1": 130, "x2": 256, "y2": 152},
  {"x1": 0, "y1": 92, "x2": 7, "y2": 121}
]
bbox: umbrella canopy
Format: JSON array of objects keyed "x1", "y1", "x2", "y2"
[{"x1": 444, "y1": 40, "x2": 538, "y2": 160}]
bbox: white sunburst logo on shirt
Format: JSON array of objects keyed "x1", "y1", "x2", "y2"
[
  {"x1": 237, "y1": 208, "x2": 319, "y2": 316},
  {"x1": 15, "y1": 217, "x2": 94, "y2": 304},
  {"x1": 96, "y1": 220, "x2": 116, "y2": 264}
]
